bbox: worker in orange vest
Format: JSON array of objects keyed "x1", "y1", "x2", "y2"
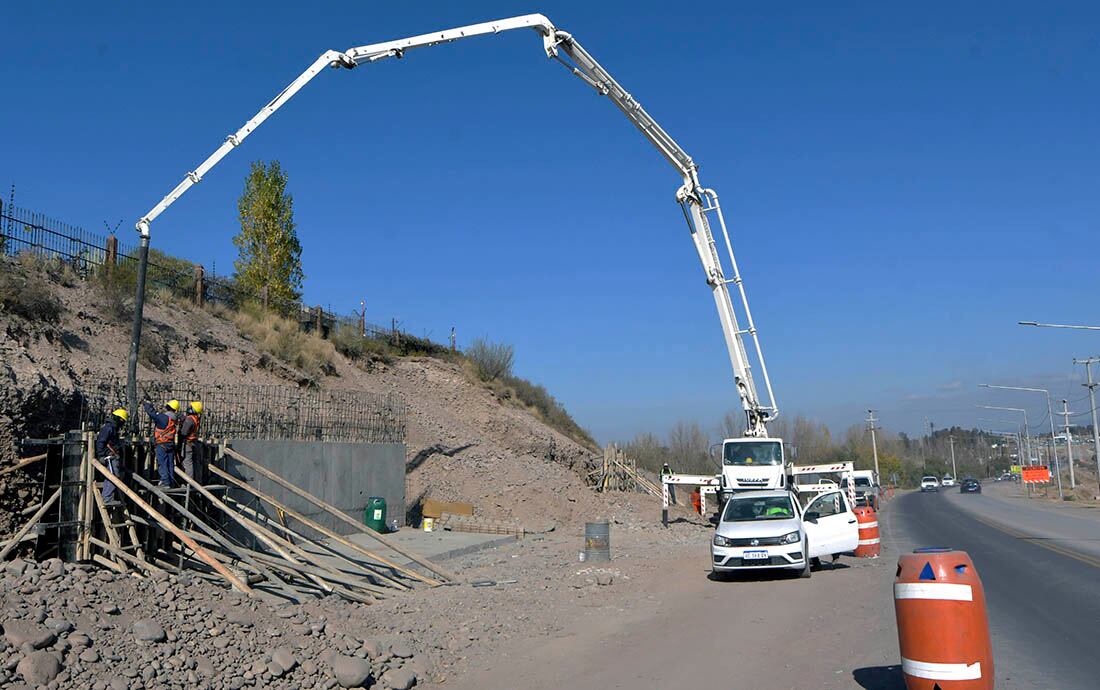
[
  {"x1": 178, "y1": 401, "x2": 203, "y2": 480},
  {"x1": 143, "y1": 398, "x2": 179, "y2": 487}
]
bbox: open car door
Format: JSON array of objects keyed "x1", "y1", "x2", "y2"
[{"x1": 802, "y1": 490, "x2": 859, "y2": 558}]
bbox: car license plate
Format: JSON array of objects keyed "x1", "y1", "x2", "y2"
[{"x1": 743, "y1": 550, "x2": 768, "y2": 560}]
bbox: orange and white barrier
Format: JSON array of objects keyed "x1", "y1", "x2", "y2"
[
  {"x1": 894, "y1": 548, "x2": 993, "y2": 690},
  {"x1": 854, "y1": 507, "x2": 880, "y2": 558}
]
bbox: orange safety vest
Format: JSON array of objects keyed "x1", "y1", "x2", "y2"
[
  {"x1": 184, "y1": 414, "x2": 200, "y2": 443},
  {"x1": 153, "y1": 415, "x2": 177, "y2": 445}
]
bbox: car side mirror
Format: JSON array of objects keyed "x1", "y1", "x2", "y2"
[
  {"x1": 708, "y1": 515, "x2": 719, "y2": 526},
  {"x1": 804, "y1": 511, "x2": 819, "y2": 523}
]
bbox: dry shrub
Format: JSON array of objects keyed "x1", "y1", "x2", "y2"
[
  {"x1": 234, "y1": 303, "x2": 336, "y2": 379},
  {"x1": 0, "y1": 254, "x2": 64, "y2": 323},
  {"x1": 466, "y1": 338, "x2": 514, "y2": 381}
]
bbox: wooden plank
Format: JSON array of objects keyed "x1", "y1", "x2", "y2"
[
  {"x1": 131, "y1": 473, "x2": 299, "y2": 603},
  {"x1": 173, "y1": 466, "x2": 337, "y2": 596},
  {"x1": 225, "y1": 497, "x2": 390, "y2": 587},
  {"x1": 88, "y1": 456, "x2": 252, "y2": 595},
  {"x1": 88, "y1": 537, "x2": 161, "y2": 575},
  {"x1": 0, "y1": 488, "x2": 60, "y2": 560},
  {"x1": 91, "y1": 485, "x2": 130, "y2": 573},
  {"x1": 0, "y1": 453, "x2": 48, "y2": 476},
  {"x1": 210, "y1": 464, "x2": 418, "y2": 589},
  {"x1": 224, "y1": 447, "x2": 455, "y2": 582},
  {"x1": 75, "y1": 438, "x2": 88, "y2": 561}
]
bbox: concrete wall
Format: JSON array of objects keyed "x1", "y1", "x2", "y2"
[{"x1": 226, "y1": 440, "x2": 405, "y2": 541}]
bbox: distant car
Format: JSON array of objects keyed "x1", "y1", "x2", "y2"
[
  {"x1": 941, "y1": 475, "x2": 956, "y2": 487},
  {"x1": 960, "y1": 478, "x2": 981, "y2": 494},
  {"x1": 920, "y1": 476, "x2": 940, "y2": 492},
  {"x1": 840, "y1": 472, "x2": 879, "y2": 510},
  {"x1": 710, "y1": 489, "x2": 858, "y2": 579}
]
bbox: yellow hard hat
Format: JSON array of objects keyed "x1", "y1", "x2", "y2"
[
  {"x1": 166, "y1": 400, "x2": 180, "y2": 412},
  {"x1": 190, "y1": 401, "x2": 204, "y2": 415},
  {"x1": 112, "y1": 408, "x2": 129, "y2": 423}
]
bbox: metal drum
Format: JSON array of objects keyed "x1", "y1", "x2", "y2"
[{"x1": 584, "y1": 520, "x2": 611, "y2": 562}]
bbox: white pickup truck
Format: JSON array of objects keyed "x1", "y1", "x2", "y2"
[{"x1": 710, "y1": 488, "x2": 860, "y2": 579}]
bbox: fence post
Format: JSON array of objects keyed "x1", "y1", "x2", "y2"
[
  {"x1": 314, "y1": 305, "x2": 323, "y2": 334},
  {"x1": 358, "y1": 301, "x2": 366, "y2": 338},
  {"x1": 193, "y1": 264, "x2": 205, "y2": 307},
  {"x1": 260, "y1": 286, "x2": 269, "y2": 311},
  {"x1": 105, "y1": 234, "x2": 118, "y2": 277}
]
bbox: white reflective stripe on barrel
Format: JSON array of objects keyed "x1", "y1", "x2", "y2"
[
  {"x1": 901, "y1": 658, "x2": 982, "y2": 680},
  {"x1": 858, "y1": 520, "x2": 878, "y2": 529},
  {"x1": 857, "y1": 538, "x2": 880, "y2": 545},
  {"x1": 893, "y1": 582, "x2": 973, "y2": 601}
]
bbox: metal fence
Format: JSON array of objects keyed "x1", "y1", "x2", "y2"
[
  {"x1": 1, "y1": 200, "x2": 404, "y2": 339},
  {"x1": 79, "y1": 376, "x2": 407, "y2": 444}
]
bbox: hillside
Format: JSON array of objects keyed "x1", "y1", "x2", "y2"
[{"x1": 0, "y1": 255, "x2": 618, "y2": 533}]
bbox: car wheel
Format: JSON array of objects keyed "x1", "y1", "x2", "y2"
[{"x1": 800, "y1": 541, "x2": 812, "y2": 578}]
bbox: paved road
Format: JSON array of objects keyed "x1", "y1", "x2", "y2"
[{"x1": 889, "y1": 489, "x2": 1098, "y2": 689}]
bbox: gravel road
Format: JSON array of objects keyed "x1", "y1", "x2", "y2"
[{"x1": 430, "y1": 505, "x2": 904, "y2": 690}]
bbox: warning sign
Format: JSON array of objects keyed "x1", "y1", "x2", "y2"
[{"x1": 1021, "y1": 465, "x2": 1051, "y2": 484}]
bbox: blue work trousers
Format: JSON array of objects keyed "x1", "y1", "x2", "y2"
[
  {"x1": 100, "y1": 455, "x2": 124, "y2": 503},
  {"x1": 154, "y1": 443, "x2": 176, "y2": 487}
]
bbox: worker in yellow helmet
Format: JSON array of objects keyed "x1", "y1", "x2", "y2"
[
  {"x1": 178, "y1": 402, "x2": 204, "y2": 480},
  {"x1": 143, "y1": 397, "x2": 180, "y2": 487},
  {"x1": 96, "y1": 408, "x2": 128, "y2": 507}
]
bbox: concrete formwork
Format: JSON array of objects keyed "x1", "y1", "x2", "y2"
[{"x1": 226, "y1": 440, "x2": 405, "y2": 540}]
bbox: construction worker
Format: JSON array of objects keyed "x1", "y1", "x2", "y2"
[
  {"x1": 178, "y1": 401, "x2": 203, "y2": 480},
  {"x1": 97, "y1": 408, "x2": 128, "y2": 507},
  {"x1": 143, "y1": 398, "x2": 180, "y2": 487}
]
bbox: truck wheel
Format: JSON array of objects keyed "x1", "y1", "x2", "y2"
[{"x1": 800, "y1": 541, "x2": 812, "y2": 578}]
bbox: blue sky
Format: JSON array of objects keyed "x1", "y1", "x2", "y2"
[{"x1": 2, "y1": 1, "x2": 1098, "y2": 442}]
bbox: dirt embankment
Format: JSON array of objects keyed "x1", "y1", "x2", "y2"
[{"x1": 0, "y1": 257, "x2": 613, "y2": 532}]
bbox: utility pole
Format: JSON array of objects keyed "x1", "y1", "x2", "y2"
[
  {"x1": 866, "y1": 409, "x2": 880, "y2": 480},
  {"x1": 1061, "y1": 399, "x2": 1076, "y2": 494},
  {"x1": 949, "y1": 436, "x2": 957, "y2": 479},
  {"x1": 1075, "y1": 357, "x2": 1100, "y2": 494}
]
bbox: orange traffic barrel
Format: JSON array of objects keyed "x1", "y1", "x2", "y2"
[
  {"x1": 894, "y1": 548, "x2": 993, "y2": 690},
  {"x1": 690, "y1": 488, "x2": 702, "y2": 515},
  {"x1": 854, "y1": 507, "x2": 880, "y2": 557}
]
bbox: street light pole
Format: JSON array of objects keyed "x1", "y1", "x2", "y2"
[
  {"x1": 867, "y1": 409, "x2": 880, "y2": 480},
  {"x1": 1074, "y1": 357, "x2": 1100, "y2": 494},
  {"x1": 949, "y1": 436, "x2": 957, "y2": 479},
  {"x1": 1019, "y1": 321, "x2": 1100, "y2": 331},
  {"x1": 979, "y1": 385, "x2": 1064, "y2": 498},
  {"x1": 1061, "y1": 399, "x2": 1076, "y2": 496}
]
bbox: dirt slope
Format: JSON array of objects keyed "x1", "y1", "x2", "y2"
[{"x1": 0, "y1": 257, "x2": 620, "y2": 532}]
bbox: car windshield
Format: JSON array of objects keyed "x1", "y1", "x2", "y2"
[
  {"x1": 922, "y1": 476, "x2": 937, "y2": 482},
  {"x1": 841, "y1": 477, "x2": 872, "y2": 488},
  {"x1": 722, "y1": 495, "x2": 795, "y2": 522},
  {"x1": 723, "y1": 441, "x2": 783, "y2": 466}
]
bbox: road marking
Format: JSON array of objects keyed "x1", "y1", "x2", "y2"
[
  {"x1": 894, "y1": 582, "x2": 973, "y2": 601},
  {"x1": 966, "y1": 512, "x2": 1100, "y2": 570},
  {"x1": 901, "y1": 658, "x2": 982, "y2": 680}
]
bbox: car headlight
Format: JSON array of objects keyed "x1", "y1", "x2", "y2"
[
  {"x1": 779, "y1": 531, "x2": 801, "y2": 545},
  {"x1": 713, "y1": 534, "x2": 733, "y2": 547}
]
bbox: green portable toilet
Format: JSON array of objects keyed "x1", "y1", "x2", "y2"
[{"x1": 364, "y1": 496, "x2": 387, "y2": 533}]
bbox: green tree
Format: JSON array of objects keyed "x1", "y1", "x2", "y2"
[{"x1": 233, "y1": 161, "x2": 304, "y2": 305}]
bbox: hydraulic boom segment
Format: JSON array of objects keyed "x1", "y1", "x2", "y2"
[{"x1": 133, "y1": 13, "x2": 777, "y2": 447}]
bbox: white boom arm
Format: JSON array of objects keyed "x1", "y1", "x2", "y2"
[{"x1": 135, "y1": 13, "x2": 778, "y2": 434}]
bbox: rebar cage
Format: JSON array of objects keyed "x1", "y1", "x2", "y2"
[{"x1": 79, "y1": 377, "x2": 406, "y2": 444}]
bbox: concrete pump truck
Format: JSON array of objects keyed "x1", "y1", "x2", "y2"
[{"x1": 127, "y1": 14, "x2": 787, "y2": 513}]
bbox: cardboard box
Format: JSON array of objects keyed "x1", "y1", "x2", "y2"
[{"x1": 421, "y1": 498, "x2": 474, "y2": 519}]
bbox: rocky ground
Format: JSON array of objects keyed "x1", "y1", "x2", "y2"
[{"x1": 0, "y1": 507, "x2": 708, "y2": 690}]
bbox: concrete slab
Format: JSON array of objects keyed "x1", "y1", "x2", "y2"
[{"x1": 296, "y1": 527, "x2": 516, "y2": 586}]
